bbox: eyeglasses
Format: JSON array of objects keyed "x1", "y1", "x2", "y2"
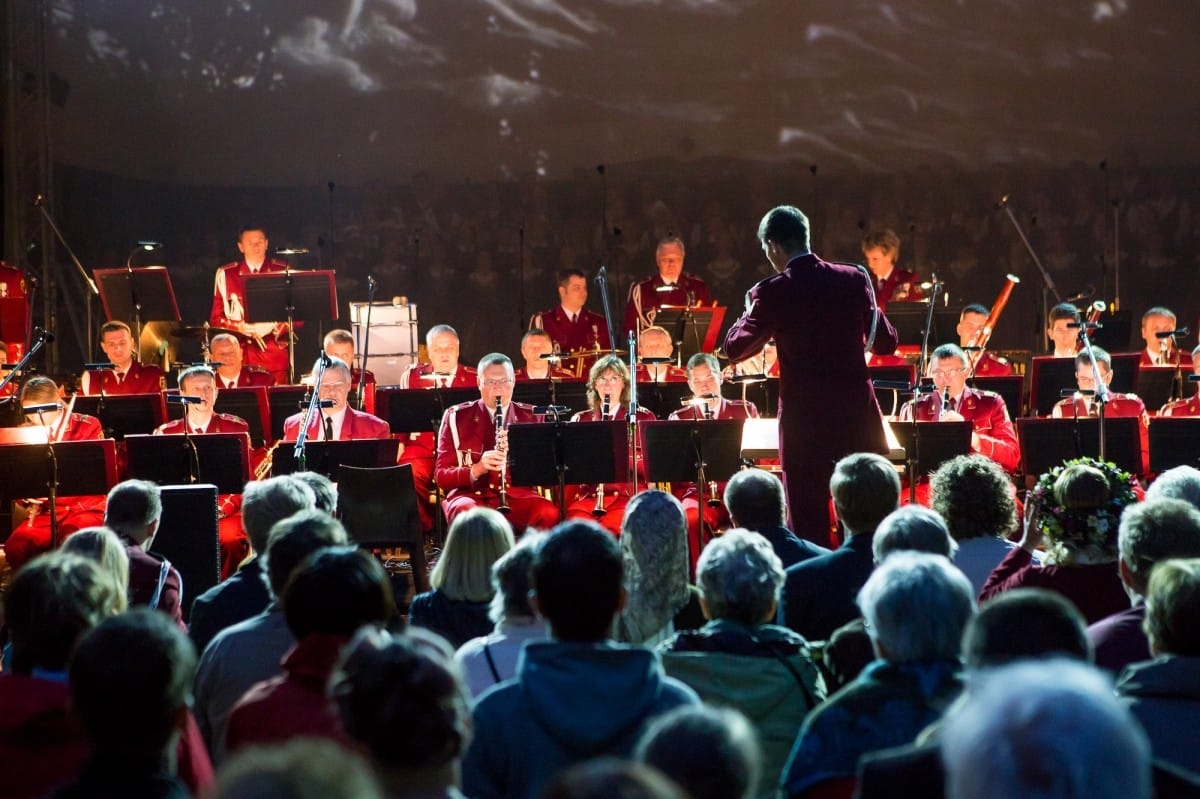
[
  {"x1": 482, "y1": 378, "x2": 513, "y2": 389},
  {"x1": 595, "y1": 375, "x2": 624, "y2": 385},
  {"x1": 319, "y1": 381, "x2": 348, "y2": 391},
  {"x1": 930, "y1": 368, "x2": 965, "y2": 378}
]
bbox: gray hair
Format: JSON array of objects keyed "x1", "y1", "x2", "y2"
[
  {"x1": 873, "y1": 506, "x2": 958, "y2": 563},
  {"x1": 942, "y1": 659, "x2": 1151, "y2": 799},
  {"x1": 857, "y1": 551, "x2": 975, "y2": 663},
  {"x1": 425, "y1": 324, "x2": 458, "y2": 346},
  {"x1": 1117, "y1": 499, "x2": 1200, "y2": 593},
  {"x1": 617, "y1": 490, "x2": 690, "y2": 644},
  {"x1": 1145, "y1": 465, "x2": 1200, "y2": 510},
  {"x1": 242, "y1": 476, "x2": 317, "y2": 554},
  {"x1": 489, "y1": 531, "x2": 545, "y2": 624},
  {"x1": 476, "y1": 352, "x2": 514, "y2": 376},
  {"x1": 695, "y1": 529, "x2": 784, "y2": 627},
  {"x1": 103, "y1": 480, "x2": 162, "y2": 540}
]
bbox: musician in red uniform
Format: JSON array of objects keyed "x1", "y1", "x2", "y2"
[
  {"x1": 667, "y1": 353, "x2": 759, "y2": 571},
  {"x1": 1047, "y1": 302, "x2": 1082, "y2": 357},
  {"x1": 634, "y1": 326, "x2": 688, "y2": 383},
  {"x1": 624, "y1": 236, "x2": 711, "y2": 335},
  {"x1": 1159, "y1": 345, "x2": 1200, "y2": 416},
  {"x1": 323, "y1": 328, "x2": 377, "y2": 414},
  {"x1": 154, "y1": 365, "x2": 255, "y2": 579},
  {"x1": 79, "y1": 320, "x2": 164, "y2": 395},
  {"x1": 529, "y1": 268, "x2": 611, "y2": 355},
  {"x1": 513, "y1": 329, "x2": 576, "y2": 382},
  {"x1": 434, "y1": 353, "x2": 560, "y2": 532},
  {"x1": 565, "y1": 354, "x2": 656, "y2": 535},
  {"x1": 958, "y1": 303, "x2": 1014, "y2": 376},
  {"x1": 1137, "y1": 306, "x2": 1193, "y2": 367},
  {"x1": 397, "y1": 324, "x2": 478, "y2": 532},
  {"x1": 210, "y1": 226, "x2": 297, "y2": 385},
  {"x1": 4, "y1": 377, "x2": 106, "y2": 572},
  {"x1": 282, "y1": 357, "x2": 390, "y2": 441},
  {"x1": 861, "y1": 228, "x2": 924, "y2": 311},
  {"x1": 1052, "y1": 347, "x2": 1150, "y2": 474},
  {"x1": 209, "y1": 333, "x2": 273, "y2": 389},
  {"x1": 898, "y1": 344, "x2": 1020, "y2": 473}
]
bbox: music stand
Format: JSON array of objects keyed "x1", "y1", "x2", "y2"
[
  {"x1": 0, "y1": 439, "x2": 118, "y2": 498},
  {"x1": 1149, "y1": 418, "x2": 1200, "y2": 474},
  {"x1": 652, "y1": 306, "x2": 726, "y2": 364},
  {"x1": 507, "y1": 420, "x2": 628, "y2": 517},
  {"x1": 635, "y1": 381, "x2": 691, "y2": 419},
  {"x1": 512, "y1": 380, "x2": 590, "y2": 416},
  {"x1": 869, "y1": 364, "x2": 916, "y2": 417},
  {"x1": 889, "y1": 421, "x2": 973, "y2": 491},
  {"x1": 971, "y1": 375, "x2": 1025, "y2": 421},
  {"x1": 243, "y1": 269, "x2": 338, "y2": 384},
  {"x1": 71, "y1": 393, "x2": 167, "y2": 440},
  {"x1": 642, "y1": 418, "x2": 746, "y2": 485},
  {"x1": 884, "y1": 303, "x2": 957, "y2": 347},
  {"x1": 0, "y1": 426, "x2": 50, "y2": 444},
  {"x1": 124, "y1": 432, "x2": 251, "y2": 493},
  {"x1": 271, "y1": 438, "x2": 400, "y2": 480},
  {"x1": 94, "y1": 266, "x2": 182, "y2": 347},
  {"x1": 1134, "y1": 366, "x2": 1181, "y2": 413},
  {"x1": 1029, "y1": 354, "x2": 1140, "y2": 417},
  {"x1": 375, "y1": 386, "x2": 478, "y2": 435},
  {"x1": 722, "y1": 376, "x2": 779, "y2": 418},
  {"x1": 1016, "y1": 417, "x2": 1142, "y2": 478},
  {"x1": 267, "y1": 385, "x2": 309, "y2": 442}
]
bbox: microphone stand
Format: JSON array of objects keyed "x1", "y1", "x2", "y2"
[
  {"x1": 627, "y1": 331, "x2": 641, "y2": 494},
  {"x1": 1074, "y1": 322, "x2": 1110, "y2": 461},
  {"x1": 34, "y1": 196, "x2": 98, "y2": 361},
  {"x1": 294, "y1": 355, "x2": 331, "y2": 473},
  {"x1": 181, "y1": 406, "x2": 200, "y2": 484},
  {"x1": 124, "y1": 243, "x2": 157, "y2": 351},
  {"x1": 999, "y1": 196, "x2": 1062, "y2": 354},
  {"x1": 356, "y1": 276, "x2": 377, "y2": 410},
  {"x1": 0, "y1": 327, "x2": 54, "y2": 395},
  {"x1": 917, "y1": 277, "x2": 943, "y2": 377},
  {"x1": 595, "y1": 266, "x2": 619, "y2": 354}
]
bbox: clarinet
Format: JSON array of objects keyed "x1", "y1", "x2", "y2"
[{"x1": 495, "y1": 396, "x2": 511, "y2": 514}]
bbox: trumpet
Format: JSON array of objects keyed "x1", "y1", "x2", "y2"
[
  {"x1": 594, "y1": 395, "x2": 611, "y2": 517},
  {"x1": 494, "y1": 396, "x2": 511, "y2": 515}
]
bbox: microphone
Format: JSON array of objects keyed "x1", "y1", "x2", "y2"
[
  {"x1": 656, "y1": 284, "x2": 680, "y2": 292},
  {"x1": 297, "y1": 398, "x2": 336, "y2": 409},
  {"x1": 684, "y1": 394, "x2": 718, "y2": 405},
  {"x1": 871, "y1": 380, "x2": 913, "y2": 391},
  {"x1": 997, "y1": 195, "x2": 1009, "y2": 209},
  {"x1": 34, "y1": 327, "x2": 54, "y2": 343},
  {"x1": 276, "y1": 247, "x2": 309, "y2": 255},
  {"x1": 33, "y1": 194, "x2": 43, "y2": 207},
  {"x1": 21, "y1": 402, "x2": 61, "y2": 414},
  {"x1": 83, "y1": 362, "x2": 116, "y2": 370},
  {"x1": 1156, "y1": 328, "x2": 1190, "y2": 339},
  {"x1": 538, "y1": 353, "x2": 562, "y2": 362},
  {"x1": 1066, "y1": 321, "x2": 1101, "y2": 329},
  {"x1": 317, "y1": 352, "x2": 333, "y2": 368},
  {"x1": 169, "y1": 395, "x2": 204, "y2": 405},
  {"x1": 367, "y1": 274, "x2": 377, "y2": 291},
  {"x1": 595, "y1": 266, "x2": 606, "y2": 284}
]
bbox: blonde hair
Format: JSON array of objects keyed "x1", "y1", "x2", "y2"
[
  {"x1": 430, "y1": 508, "x2": 514, "y2": 602},
  {"x1": 62, "y1": 527, "x2": 131, "y2": 609}
]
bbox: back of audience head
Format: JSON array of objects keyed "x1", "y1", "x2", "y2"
[
  {"x1": 635, "y1": 704, "x2": 762, "y2": 799},
  {"x1": 489, "y1": 530, "x2": 545, "y2": 625},
  {"x1": 103, "y1": 478, "x2": 162, "y2": 546},
  {"x1": 1145, "y1": 465, "x2": 1200, "y2": 509},
  {"x1": 724, "y1": 468, "x2": 786, "y2": 531},
  {"x1": 540, "y1": 759, "x2": 688, "y2": 799},
  {"x1": 1143, "y1": 557, "x2": 1200, "y2": 657},
  {"x1": 282, "y1": 546, "x2": 397, "y2": 640},
  {"x1": 264, "y1": 509, "x2": 351, "y2": 598},
  {"x1": 930, "y1": 454, "x2": 1018, "y2": 541},
  {"x1": 618, "y1": 490, "x2": 690, "y2": 640},
  {"x1": 941, "y1": 659, "x2": 1151, "y2": 799},
  {"x1": 857, "y1": 551, "x2": 975, "y2": 663},
  {"x1": 330, "y1": 626, "x2": 469, "y2": 779},
  {"x1": 830, "y1": 452, "x2": 901, "y2": 535},
  {"x1": 290, "y1": 470, "x2": 337, "y2": 514},
  {"x1": 432, "y1": 506, "x2": 514, "y2": 602},
  {"x1": 5, "y1": 552, "x2": 126, "y2": 675},
  {"x1": 211, "y1": 738, "x2": 383, "y2": 799},
  {"x1": 1118, "y1": 499, "x2": 1200, "y2": 598},
  {"x1": 61, "y1": 526, "x2": 130, "y2": 597},
  {"x1": 241, "y1": 475, "x2": 317, "y2": 554},
  {"x1": 962, "y1": 589, "x2": 1091, "y2": 669},
  {"x1": 69, "y1": 607, "x2": 197, "y2": 757},
  {"x1": 695, "y1": 528, "x2": 783, "y2": 627},
  {"x1": 532, "y1": 520, "x2": 624, "y2": 643},
  {"x1": 872, "y1": 505, "x2": 957, "y2": 563}
]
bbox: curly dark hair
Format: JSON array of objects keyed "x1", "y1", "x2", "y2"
[{"x1": 930, "y1": 454, "x2": 1018, "y2": 541}]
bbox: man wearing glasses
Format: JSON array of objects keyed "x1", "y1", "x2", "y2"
[
  {"x1": 282, "y1": 356, "x2": 390, "y2": 441},
  {"x1": 434, "y1": 353, "x2": 560, "y2": 530},
  {"x1": 899, "y1": 343, "x2": 1019, "y2": 472}
]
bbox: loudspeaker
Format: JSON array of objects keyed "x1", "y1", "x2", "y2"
[{"x1": 152, "y1": 484, "x2": 220, "y2": 621}]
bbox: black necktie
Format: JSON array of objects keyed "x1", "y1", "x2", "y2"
[{"x1": 324, "y1": 416, "x2": 334, "y2": 441}]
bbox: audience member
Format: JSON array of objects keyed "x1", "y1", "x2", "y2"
[
  {"x1": 929, "y1": 454, "x2": 1021, "y2": 592},
  {"x1": 1117, "y1": 557, "x2": 1200, "y2": 775},
  {"x1": 779, "y1": 452, "x2": 900, "y2": 642},
  {"x1": 291, "y1": 470, "x2": 338, "y2": 514},
  {"x1": 455, "y1": 532, "x2": 549, "y2": 697},
  {"x1": 615, "y1": 490, "x2": 699, "y2": 645},
  {"x1": 193, "y1": 509, "x2": 347, "y2": 762},
  {"x1": 540, "y1": 759, "x2": 687, "y2": 799},
  {"x1": 871, "y1": 505, "x2": 957, "y2": 562},
  {"x1": 1146, "y1": 465, "x2": 1200, "y2": 508},
  {"x1": 56, "y1": 608, "x2": 198, "y2": 799},
  {"x1": 409, "y1": 507, "x2": 514, "y2": 648},
  {"x1": 781, "y1": 552, "x2": 973, "y2": 799},
  {"x1": 943, "y1": 659, "x2": 1151, "y2": 799},
  {"x1": 724, "y1": 468, "x2": 830, "y2": 568},
  {"x1": 1090, "y1": 499, "x2": 1200, "y2": 672},
  {"x1": 331, "y1": 626, "x2": 470, "y2": 799},
  {"x1": 659, "y1": 530, "x2": 823, "y2": 798},
  {"x1": 461, "y1": 520, "x2": 698, "y2": 799},
  {"x1": 189, "y1": 475, "x2": 317, "y2": 653},
  {"x1": 103, "y1": 479, "x2": 186, "y2": 629},
  {"x1": 636, "y1": 705, "x2": 762, "y2": 799},
  {"x1": 60, "y1": 526, "x2": 130, "y2": 599},
  {"x1": 210, "y1": 738, "x2": 383, "y2": 799}
]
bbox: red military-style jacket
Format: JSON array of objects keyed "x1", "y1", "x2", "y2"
[
  {"x1": 624, "y1": 272, "x2": 711, "y2": 334},
  {"x1": 899, "y1": 386, "x2": 1020, "y2": 473},
  {"x1": 530, "y1": 306, "x2": 611, "y2": 353},
  {"x1": 80, "y1": 360, "x2": 163, "y2": 396}
]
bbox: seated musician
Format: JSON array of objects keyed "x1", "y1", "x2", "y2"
[
  {"x1": 566, "y1": 354, "x2": 656, "y2": 535},
  {"x1": 529, "y1": 268, "x2": 610, "y2": 354},
  {"x1": 321, "y1": 328, "x2": 376, "y2": 413},
  {"x1": 433, "y1": 353, "x2": 560, "y2": 532},
  {"x1": 514, "y1": 329, "x2": 575, "y2": 382},
  {"x1": 898, "y1": 344, "x2": 1019, "y2": 473},
  {"x1": 666, "y1": 352, "x2": 759, "y2": 572},
  {"x1": 958, "y1": 303, "x2": 1014, "y2": 376},
  {"x1": 1051, "y1": 347, "x2": 1149, "y2": 474},
  {"x1": 1047, "y1": 302, "x2": 1082, "y2": 357},
  {"x1": 4, "y1": 376, "x2": 106, "y2": 572},
  {"x1": 634, "y1": 326, "x2": 687, "y2": 383},
  {"x1": 1137, "y1": 306, "x2": 1193, "y2": 367},
  {"x1": 209, "y1": 332, "x2": 273, "y2": 389},
  {"x1": 154, "y1": 365, "x2": 254, "y2": 579},
  {"x1": 282, "y1": 356, "x2": 390, "y2": 441},
  {"x1": 1159, "y1": 344, "x2": 1200, "y2": 416},
  {"x1": 79, "y1": 320, "x2": 164, "y2": 395},
  {"x1": 397, "y1": 324, "x2": 478, "y2": 532}
]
